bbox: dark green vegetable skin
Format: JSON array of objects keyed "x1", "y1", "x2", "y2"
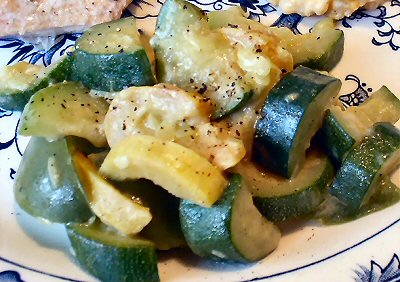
[
  {"x1": 253, "y1": 66, "x2": 341, "y2": 178},
  {"x1": 73, "y1": 48, "x2": 155, "y2": 92},
  {"x1": 0, "y1": 55, "x2": 74, "y2": 111},
  {"x1": 254, "y1": 156, "x2": 335, "y2": 222},
  {"x1": 67, "y1": 223, "x2": 160, "y2": 282},
  {"x1": 14, "y1": 136, "x2": 93, "y2": 223},
  {"x1": 180, "y1": 174, "x2": 253, "y2": 262},
  {"x1": 330, "y1": 122, "x2": 400, "y2": 215}
]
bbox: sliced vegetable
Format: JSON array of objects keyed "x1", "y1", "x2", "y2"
[
  {"x1": 104, "y1": 84, "x2": 245, "y2": 169},
  {"x1": 74, "y1": 153, "x2": 152, "y2": 235},
  {"x1": 14, "y1": 137, "x2": 93, "y2": 223},
  {"x1": 237, "y1": 150, "x2": 334, "y2": 222},
  {"x1": 271, "y1": 18, "x2": 344, "y2": 71},
  {"x1": 0, "y1": 56, "x2": 74, "y2": 111},
  {"x1": 329, "y1": 122, "x2": 400, "y2": 215},
  {"x1": 73, "y1": 17, "x2": 155, "y2": 92},
  {"x1": 253, "y1": 66, "x2": 341, "y2": 178},
  {"x1": 152, "y1": 0, "x2": 258, "y2": 119},
  {"x1": 18, "y1": 81, "x2": 109, "y2": 147},
  {"x1": 100, "y1": 135, "x2": 228, "y2": 207},
  {"x1": 319, "y1": 86, "x2": 400, "y2": 165},
  {"x1": 67, "y1": 222, "x2": 159, "y2": 282},
  {"x1": 180, "y1": 174, "x2": 280, "y2": 262}
]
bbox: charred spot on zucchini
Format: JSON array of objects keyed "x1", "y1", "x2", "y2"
[
  {"x1": 253, "y1": 66, "x2": 341, "y2": 178},
  {"x1": 18, "y1": 81, "x2": 109, "y2": 147},
  {"x1": 237, "y1": 150, "x2": 334, "y2": 222},
  {"x1": 319, "y1": 86, "x2": 400, "y2": 166},
  {"x1": 151, "y1": 0, "x2": 258, "y2": 119},
  {"x1": 67, "y1": 221, "x2": 160, "y2": 282},
  {"x1": 180, "y1": 174, "x2": 280, "y2": 262},
  {"x1": 14, "y1": 137, "x2": 93, "y2": 223},
  {"x1": 329, "y1": 122, "x2": 400, "y2": 215},
  {"x1": 73, "y1": 17, "x2": 156, "y2": 92},
  {"x1": 0, "y1": 56, "x2": 74, "y2": 111}
]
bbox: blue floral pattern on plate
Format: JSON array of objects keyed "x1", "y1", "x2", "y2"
[
  {"x1": 0, "y1": 271, "x2": 24, "y2": 282},
  {"x1": 355, "y1": 253, "x2": 400, "y2": 282}
]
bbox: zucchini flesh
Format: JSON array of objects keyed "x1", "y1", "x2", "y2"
[
  {"x1": 18, "y1": 81, "x2": 109, "y2": 147},
  {"x1": 253, "y1": 66, "x2": 341, "y2": 178},
  {"x1": 74, "y1": 17, "x2": 155, "y2": 91},
  {"x1": 14, "y1": 137, "x2": 93, "y2": 223},
  {"x1": 179, "y1": 174, "x2": 280, "y2": 262},
  {"x1": 0, "y1": 56, "x2": 74, "y2": 111},
  {"x1": 237, "y1": 150, "x2": 334, "y2": 221},
  {"x1": 100, "y1": 135, "x2": 228, "y2": 207},
  {"x1": 271, "y1": 18, "x2": 344, "y2": 71},
  {"x1": 151, "y1": 0, "x2": 256, "y2": 119},
  {"x1": 320, "y1": 86, "x2": 400, "y2": 165},
  {"x1": 67, "y1": 221, "x2": 159, "y2": 282},
  {"x1": 329, "y1": 122, "x2": 400, "y2": 215}
]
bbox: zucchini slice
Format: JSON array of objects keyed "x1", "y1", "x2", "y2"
[
  {"x1": 100, "y1": 135, "x2": 228, "y2": 207},
  {"x1": 18, "y1": 81, "x2": 109, "y2": 147},
  {"x1": 104, "y1": 84, "x2": 245, "y2": 170},
  {"x1": 14, "y1": 137, "x2": 93, "y2": 223},
  {"x1": 237, "y1": 150, "x2": 334, "y2": 222},
  {"x1": 253, "y1": 66, "x2": 341, "y2": 178},
  {"x1": 151, "y1": 0, "x2": 257, "y2": 119},
  {"x1": 67, "y1": 222, "x2": 160, "y2": 282},
  {"x1": 319, "y1": 86, "x2": 400, "y2": 165},
  {"x1": 329, "y1": 122, "x2": 400, "y2": 215},
  {"x1": 271, "y1": 18, "x2": 344, "y2": 71},
  {"x1": 179, "y1": 174, "x2": 280, "y2": 262},
  {"x1": 74, "y1": 153, "x2": 152, "y2": 235},
  {"x1": 0, "y1": 56, "x2": 74, "y2": 111},
  {"x1": 73, "y1": 17, "x2": 155, "y2": 92}
]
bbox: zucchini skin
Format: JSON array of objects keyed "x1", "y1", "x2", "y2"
[
  {"x1": 254, "y1": 156, "x2": 334, "y2": 222},
  {"x1": 67, "y1": 223, "x2": 160, "y2": 282},
  {"x1": 253, "y1": 66, "x2": 341, "y2": 178},
  {"x1": 14, "y1": 136, "x2": 93, "y2": 223},
  {"x1": 73, "y1": 48, "x2": 156, "y2": 91},
  {"x1": 0, "y1": 56, "x2": 74, "y2": 111},
  {"x1": 330, "y1": 122, "x2": 400, "y2": 214}
]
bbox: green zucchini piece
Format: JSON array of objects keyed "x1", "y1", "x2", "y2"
[
  {"x1": 319, "y1": 86, "x2": 400, "y2": 165},
  {"x1": 14, "y1": 137, "x2": 93, "y2": 223},
  {"x1": 115, "y1": 179, "x2": 186, "y2": 250},
  {"x1": 253, "y1": 66, "x2": 341, "y2": 178},
  {"x1": 0, "y1": 56, "x2": 74, "y2": 111},
  {"x1": 179, "y1": 174, "x2": 280, "y2": 262},
  {"x1": 18, "y1": 81, "x2": 109, "y2": 147},
  {"x1": 329, "y1": 122, "x2": 400, "y2": 215},
  {"x1": 239, "y1": 150, "x2": 334, "y2": 222},
  {"x1": 73, "y1": 17, "x2": 155, "y2": 91},
  {"x1": 152, "y1": 0, "x2": 257, "y2": 119},
  {"x1": 271, "y1": 18, "x2": 344, "y2": 71},
  {"x1": 67, "y1": 221, "x2": 160, "y2": 282}
]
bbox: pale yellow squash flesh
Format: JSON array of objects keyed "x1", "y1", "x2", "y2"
[{"x1": 100, "y1": 135, "x2": 228, "y2": 207}]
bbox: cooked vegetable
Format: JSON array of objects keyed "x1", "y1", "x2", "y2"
[
  {"x1": 319, "y1": 86, "x2": 400, "y2": 165},
  {"x1": 18, "y1": 81, "x2": 109, "y2": 147},
  {"x1": 180, "y1": 174, "x2": 280, "y2": 262},
  {"x1": 104, "y1": 84, "x2": 245, "y2": 169},
  {"x1": 271, "y1": 18, "x2": 344, "y2": 71},
  {"x1": 74, "y1": 153, "x2": 152, "y2": 235},
  {"x1": 152, "y1": 0, "x2": 263, "y2": 119},
  {"x1": 253, "y1": 66, "x2": 341, "y2": 178},
  {"x1": 100, "y1": 135, "x2": 228, "y2": 207},
  {"x1": 329, "y1": 122, "x2": 400, "y2": 215},
  {"x1": 0, "y1": 56, "x2": 74, "y2": 111},
  {"x1": 73, "y1": 17, "x2": 156, "y2": 92},
  {"x1": 67, "y1": 221, "x2": 160, "y2": 282},
  {"x1": 237, "y1": 150, "x2": 334, "y2": 222},
  {"x1": 14, "y1": 137, "x2": 93, "y2": 223}
]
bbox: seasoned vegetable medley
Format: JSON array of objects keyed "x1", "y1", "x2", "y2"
[{"x1": 1, "y1": 0, "x2": 399, "y2": 281}]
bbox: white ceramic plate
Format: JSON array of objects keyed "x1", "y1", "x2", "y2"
[{"x1": 0, "y1": 1, "x2": 399, "y2": 281}]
